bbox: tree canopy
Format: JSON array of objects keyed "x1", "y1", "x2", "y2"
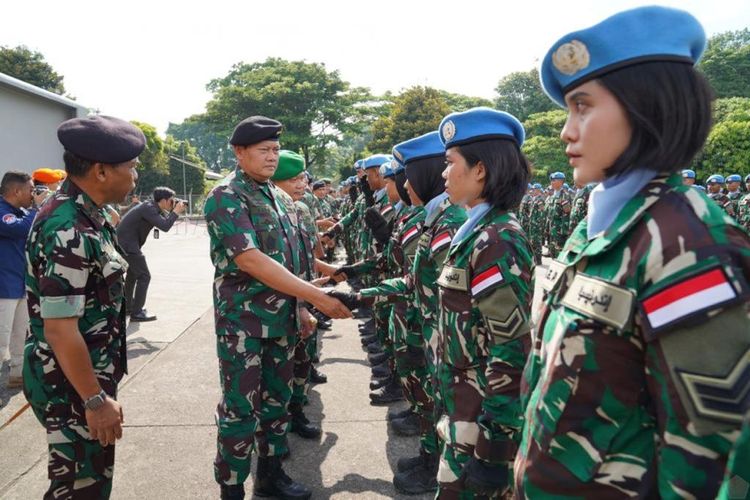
[
  {"x1": 494, "y1": 68, "x2": 557, "y2": 122},
  {"x1": 699, "y1": 29, "x2": 750, "y2": 99},
  {"x1": 0, "y1": 45, "x2": 66, "y2": 95}
]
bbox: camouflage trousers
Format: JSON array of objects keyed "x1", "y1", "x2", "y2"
[
  {"x1": 25, "y1": 371, "x2": 118, "y2": 500},
  {"x1": 214, "y1": 334, "x2": 295, "y2": 486},
  {"x1": 435, "y1": 362, "x2": 493, "y2": 499},
  {"x1": 391, "y1": 300, "x2": 439, "y2": 455},
  {"x1": 375, "y1": 303, "x2": 393, "y2": 361},
  {"x1": 291, "y1": 330, "x2": 315, "y2": 406}
]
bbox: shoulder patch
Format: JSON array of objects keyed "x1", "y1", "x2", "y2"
[
  {"x1": 437, "y1": 265, "x2": 468, "y2": 291},
  {"x1": 430, "y1": 231, "x2": 451, "y2": 254},
  {"x1": 471, "y1": 265, "x2": 504, "y2": 298},
  {"x1": 401, "y1": 226, "x2": 420, "y2": 247},
  {"x1": 380, "y1": 204, "x2": 393, "y2": 217},
  {"x1": 640, "y1": 267, "x2": 742, "y2": 339},
  {"x1": 539, "y1": 259, "x2": 568, "y2": 293},
  {"x1": 561, "y1": 273, "x2": 634, "y2": 330},
  {"x1": 2, "y1": 213, "x2": 17, "y2": 224}
]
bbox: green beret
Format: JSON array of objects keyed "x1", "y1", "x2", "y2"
[{"x1": 271, "y1": 150, "x2": 305, "y2": 181}]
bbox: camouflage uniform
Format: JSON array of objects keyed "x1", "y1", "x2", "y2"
[
  {"x1": 727, "y1": 190, "x2": 743, "y2": 221},
  {"x1": 527, "y1": 194, "x2": 547, "y2": 265},
  {"x1": 518, "y1": 194, "x2": 531, "y2": 234},
  {"x1": 435, "y1": 208, "x2": 534, "y2": 498},
  {"x1": 544, "y1": 189, "x2": 571, "y2": 258},
  {"x1": 24, "y1": 180, "x2": 128, "y2": 499},
  {"x1": 739, "y1": 192, "x2": 750, "y2": 233},
  {"x1": 718, "y1": 413, "x2": 750, "y2": 499},
  {"x1": 330, "y1": 192, "x2": 368, "y2": 264},
  {"x1": 568, "y1": 184, "x2": 594, "y2": 236},
  {"x1": 515, "y1": 174, "x2": 750, "y2": 498},
  {"x1": 204, "y1": 166, "x2": 301, "y2": 486},
  {"x1": 709, "y1": 191, "x2": 736, "y2": 218}
]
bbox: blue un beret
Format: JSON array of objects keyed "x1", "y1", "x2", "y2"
[
  {"x1": 380, "y1": 161, "x2": 396, "y2": 179},
  {"x1": 726, "y1": 174, "x2": 742, "y2": 183},
  {"x1": 57, "y1": 115, "x2": 146, "y2": 164},
  {"x1": 745, "y1": 174, "x2": 750, "y2": 183},
  {"x1": 682, "y1": 169, "x2": 696, "y2": 179},
  {"x1": 540, "y1": 6, "x2": 706, "y2": 107},
  {"x1": 533, "y1": 183, "x2": 542, "y2": 189},
  {"x1": 549, "y1": 171, "x2": 566, "y2": 180},
  {"x1": 230, "y1": 116, "x2": 282, "y2": 146},
  {"x1": 706, "y1": 175, "x2": 725, "y2": 184},
  {"x1": 439, "y1": 107, "x2": 525, "y2": 149},
  {"x1": 312, "y1": 180, "x2": 326, "y2": 190},
  {"x1": 354, "y1": 159, "x2": 365, "y2": 171},
  {"x1": 393, "y1": 131, "x2": 445, "y2": 165},
  {"x1": 364, "y1": 154, "x2": 392, "y2": 170}
]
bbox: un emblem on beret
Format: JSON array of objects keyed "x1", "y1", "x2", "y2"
[
  {"x1": 442, "y1": 120, "x2": 456, "y2": 142},
  {"x1": 393, "y1": 149, "x2": 404, "y2": 162},
  {"x1": 552, "y1": 40, "x2": 590, "y2": 75}
]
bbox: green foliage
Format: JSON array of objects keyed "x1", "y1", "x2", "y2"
[
  {"x1": 0, "y1": 45, "x2": 66, "y2": 95},
  {"x1": 713, "y1": 97, "x2": 750, "y2": 123},
  {"x1": 699, "y1": 120, "x2": 750, "y2": 179},
  {"x1": 167, "y1": 116, "x2": 231, "y2": 171},
  {"x1": 523, "y1": 110, "x2": 567, "y2": 139},
  {"x1": 367, "y1": 86, "x2": 450, "y2": 152},
  {"x1": 522, "y1": 135, "x2": 568, "y2": 182},
  {"x1": 494, "y1": 68, "x2": 557, "y2": 121},
  {"x1": 699, "y1": 29, "x2": 750, "y2": 99},
  {"x1": 164, "y1": 136, "x2": 207, "y2": 196},
  {"x1": 200, "y1": 57, "x2": 372, "y2": 175},
  {"x1": 439, "y1": 90, "x2": 493, "y2": 111}
]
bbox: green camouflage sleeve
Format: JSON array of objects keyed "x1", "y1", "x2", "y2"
[
  {"x1": 472, "y1": 228, "x2": 534, "y2": 465},
  {"x1": 204, "y1": 186, "x2": 259, "y2": 258},
  {"x1": 718, "y1": 413, "x2": 750, "y2": 500},
  {"x1": 359, "y1": 276, "x2": 411, "y2": 298},
  {"x1": 36, "y1": 224, "x2": 93, "y2": 318}
]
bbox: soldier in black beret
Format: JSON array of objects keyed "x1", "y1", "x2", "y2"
[{"x1": 24, "y1": 115, "x2": 144, "y2": 499}]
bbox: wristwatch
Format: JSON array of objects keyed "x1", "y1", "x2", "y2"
[{"x1": 84, "y1": 390, "x2": 108, "y2": 411}]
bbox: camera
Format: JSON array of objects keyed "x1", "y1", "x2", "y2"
[
  {"x1": 173, "y1": 198, "x2": 187, "y2": 205},
  {"x1": 33, "y1": 186, "x2": 50, "y2": 195}
]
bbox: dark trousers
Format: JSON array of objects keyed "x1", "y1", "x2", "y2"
[{"x1": 123, "y1": 252, "x2": 150, "y2": 314}]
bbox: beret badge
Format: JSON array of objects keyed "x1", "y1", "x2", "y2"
[
  {"x1": 393, "y1": 149, "x2": 404, "y2": 162},
  {"x1": 442, "y1": 120, "x2": 456, "y2": 142},
  {"x1": 552, "y1": 40, "x2": 590, "y2": 76}
]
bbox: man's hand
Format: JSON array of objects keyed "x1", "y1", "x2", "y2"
[
  {"x1": 86, "y1": 397, "x2": 124, "y2": 447},
  {"x1": 333, "y1": 264, "x2": 358, "y2": 281},
  {"x1": 299, "y1": 307, "x2": 316, "y2": 339},
  {"x1": 173, "y1": 200, "x2": 187, "y2": 215},
  {"x1": 461, "y1": 457, "x2": 508, "y2": 496},
  {"x1": 317, "y1": 219, "x2": 335, "y2": 230},
  {"x1": 311, "y1": 276, "x2": 331, "y2": 287},
  {"x1": 325, "y1": 290, "x2": 363, "y2": 311},
  {"x1": 32, "y1": 190, "x2": 49, "y2": 207},
  {"x1": 309, "y1": 290, "x2": 352, "y2": 319}
]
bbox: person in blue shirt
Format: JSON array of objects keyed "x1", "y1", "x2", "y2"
[{"x1": 0, "y1": 171, "x2": 46, "y2": 389}]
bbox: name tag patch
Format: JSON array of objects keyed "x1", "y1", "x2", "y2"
[
  {"x1": 560, "y1": 273, "x2": 634, "y2": 330},
  {"x1": 539, "y1": 259, "x2": 568, "y2": 293},
  {"x1": 437, "y1": 265, "x2": 468, "y2": 291}
]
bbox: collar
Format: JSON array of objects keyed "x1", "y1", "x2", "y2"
[
  {"x1": 62, "y1": 179, "x2": 108, "y2": 229},
  {"x1": 375, "y1": 188, "x2": 387, "y2": 202},
  {"x1": 425, "y1": 192, "x2": 449, "y2": 220},
  {"x1": 450, "y1": 201, "x2": 492, "y2": 248},
  {"x1": 587, "y1": 169, "x2": 658, "y2": 240}
]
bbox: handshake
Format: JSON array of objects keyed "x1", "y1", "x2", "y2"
[{"x1": 325, "y1": 290, "x2": 374, "y2": 311}]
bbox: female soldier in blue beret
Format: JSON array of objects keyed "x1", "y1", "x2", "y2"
[
  {"x1": 514, "y1": 6, "x2": 750, "y2": 498},
  {"x1": 434, "y1": 107, "x2": 535, "y2": 498}
]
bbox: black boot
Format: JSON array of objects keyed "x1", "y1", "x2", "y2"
[
  {"x1": 369, "y1": 378, "x2": 404, "y2": 406},
  {"x1": 391, "y1": 412, "x2": 420, "y2": 436},
  {"x1": 289, "y1": 404, "x2": 322, "y2": 439},
  {"x1": 220, "y1": 483, "x2": 245, "y2": 500},
  {"x1": 360, "y1": 335, "x2": 378, "y2": 347},
  {"x1": 366, "y1": 342, "x2": 384, "y2": 355},
  {"x1": 309, "y1": 367, "x2": 327, "y2": 384},
  {"x1": 387, "y1": 407, "x2": 414, "y2": 421},
  {"x1": 393, "y1": 451, "x2": 438, "y2": 494},
  {"x1": 368, "y1": 351, "x2": 389, "y2": 365},
  {"x1": 371, "y1": 361, "x2": 391, "y2": 379},
  {"x1": 369, "y1": 374, "x2": 391, "y2": 390},
  {"x1": 396, "y1": 453, "x2": 423, "y2": 473},
  {"x1": 254, "y1": 456, "x2": 312, "y2": 499}
]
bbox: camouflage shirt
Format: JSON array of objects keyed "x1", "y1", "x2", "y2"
[
  {"x1": 709, "y1": 191, "x2": 736, "y2": 218},
  {"x1": 738, "y1": 193, "x2": 750, "y2": 233},
  {"x1": 515, "y1": 173, "x2": 750, "y2": 498},
  {"x1": 544, "y1": 188, "x2": 572, "y2": 256},
  {"x1": 24, "y1": 179, "x2": 128, "y2": 411},
  {"x1": 204, "y1": 166, "x2": 301, "y2": 338},
  {"x1": 436, "y1": 208, "x2": 535, "y2": 464},
  {"x1": 568, "y1": 184, "x2": 595, "y2": 235}
]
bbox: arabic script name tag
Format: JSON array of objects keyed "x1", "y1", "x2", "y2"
[
  {"x1": 437, "y1": 265, "x2": 468, "y2": 291},
  {"x1": 560, "y1": 273, "x2": 634, "y2": 330},
  {"x1": 540, "y1": 259, "x2": 568, "y2": 293}
]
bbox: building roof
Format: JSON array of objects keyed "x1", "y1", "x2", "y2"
[{"x1": 0, "y1": 71, "x2": 89, "y2": 115}]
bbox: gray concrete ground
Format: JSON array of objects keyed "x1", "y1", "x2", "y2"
[{"x1": 0, "y1": 218, "x2": 549, "y2": 499}]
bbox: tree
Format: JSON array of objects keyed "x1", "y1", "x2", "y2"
[
  {"x1": 0, "y1": 45, "x2": 66, "y2": 94},
  {"x1": 523, "y1": 110, "x2": 567, "y2": 139},
  {"x1": 439, "y1": 91, "x2": 493, "y2": 111},
  {"x1": 164, "y1": 136, "x2": 207, "y2": 197},
  {"x1": 367, "y1": 86, "x2": 451, "y2": 152},
  {"x1": 494, "y1": 68, "x2": 557, "y2": 121},
  {"x1": 699, "y1": 29, "x2": 750, "y2": 98},
  {"x1": 131, "y1": 121, "x2": 169, "y2": 196},
  {"x1": 167, "y1": 115, "x2": 231, "y2": 172},
  {"x1": 699, "y1": 120, "x2": 750, "y2": 179},
  {"x1": 713, "y1": 97, "x2": 750, "y2": 124},
  {"x1": 201, "y1": 57, "x2": 372, "y2": 174},
  {"x1": 522, "y1": 135, "x2": 569, "y2": 183}
]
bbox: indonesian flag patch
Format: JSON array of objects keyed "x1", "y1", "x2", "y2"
[
  {"x1": 380, "y1": 204, "x2": 393, "y2": 217},
  {"x1": 401, "y1": 226, "x2": 419, "y2": 246},
  {"x1": 641, "y1": 267, "x2": 739, "y2": 334},
  {"x1": 431, "y1": 231, "x2": 451, "y2": 254},
  {"x1": 471, "y1": 265, "x2": 504, "y2": 297}
]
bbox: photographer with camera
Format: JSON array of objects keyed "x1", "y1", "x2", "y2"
[{"x1": 116, "y1": 186, "x2": 186, "y2": 322}]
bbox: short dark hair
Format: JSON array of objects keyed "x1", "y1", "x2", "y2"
[
  {"x1": 153, "y1": 187, "x2": 176, "y2": 203},
  {"x1": 63, "y1": 150, "x2": 95, "y2": 177},
  {"x1": 598, "y1": 61, "x2": 713, "y2": 178},
  {"x1": 456, "y1": 139, "x2": 530, "y2": 210},
  {"x1": 0, "y1": 171, "x2": 31, "y2": 196}
]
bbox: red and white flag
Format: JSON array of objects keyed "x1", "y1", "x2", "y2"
[
  {"x1": 380, "y1": 205, "x2": 393, "y2": 217},
  {"x1": 431, "y1": 232, "x2": 451, "y2": 253},
  {"x1": 471, "y1": 265, "x2": 504, "y2": 297},
  {"x1": 401, "y1": 226, "x2": 419, "y2": 246},
  {"x1": 642, "y1": 268, "x2": 737, "y2": 329}
]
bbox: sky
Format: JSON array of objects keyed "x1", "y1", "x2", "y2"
[{"x1": 2, "y1": 0, "x2": 749, "y2": 134}]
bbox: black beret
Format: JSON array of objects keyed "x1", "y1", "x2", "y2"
[
  {"x1": 57, "y1": 115, "x2": 146, "y2": 164},
  {"x1": 230, "y1": 116, "x2": 282, "y2": 146},
  {"x1": 312, "y1": 180, "x2": 326, "y2": 190}
]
